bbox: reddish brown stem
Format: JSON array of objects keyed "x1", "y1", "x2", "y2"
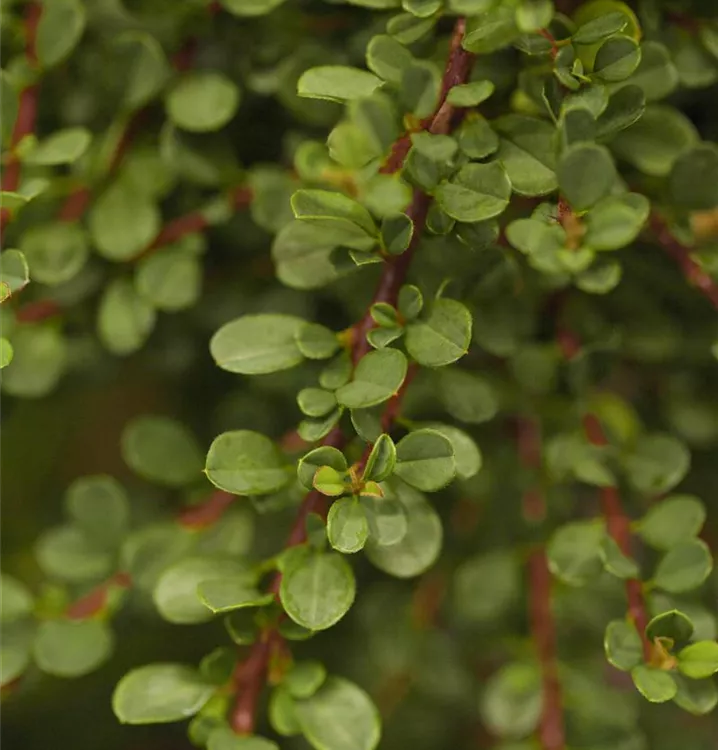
[
  {"x1": 178, "y1": 490, "x2": 235, "y2": 530},
  {"x1": 529, "y1": 550, "x2": 566, "y2": 750},
  {"x1": 0, "y1": 5, "x2": 41, "y2": 242},
  {"x1": 228, "y1": 18, "x2": 475, "y2": 733},
  {"x1": 15, "y1": 298, "x2": 63, "y2": 323},
  {"x1": 539, "y1": 28, "x2": 559, "y2": 59},
  {"x1": 581, "y1": 415, "x2": 652, "y2": 659},
  {"x1": 649, "y1": 212, "x2": 718, "y2": 310},
  {"x1": 517, "y1": 416, "x2": 546, "y2": 522},
  {"x1": 66, "y1": 572, "x2": 132, "y2": 620}
]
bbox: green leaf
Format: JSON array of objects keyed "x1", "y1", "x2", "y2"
[
  {"x1": 593, "y1": 35, "x2": 641, "y2": 82},
  {"x1": 653, "y1": 540, "x2": 712, "y2": 594},
  {"x1": 0, "y1": 575, "x2": 34, "y2": 623},
  {"x1": 515, "y1": 0, "x2": 553, "y2": 33},
  {"x1": 89, "y1": 180, "x2": 161, "y2": 261},
  {"x1": 166, "y1": 73, "x2": 240, "y2": 132},
  {"x1": 34, "y1": 619, "x2": 113, "y2": 678},
  {"x1": 313, "y1": 465, "x2": 347, "y2": 497},
  {"x1": 298, "y1": 66, "x2": 383, "y2": 103},
  {"x1": 35, "y1": 525, "x2": 113, "y2": 582},
  {"x1": 610, "y1": 104, "x2": 698, "y2": 177},
  {"x1": 327, "y1": 497, "x2": 369, "y2": 554},
  {"x1": 381, "y1": 214, "x2": 413, "y2": 256},
  {"x1": 604, "y1": 620, "x2": 643, "y2": 671},
  {"x1": 624, "y1": 433, "x2": 690, "y2": 495},
  {"x1": 365, "y1": 482, "x2": 441, "y2": 578},
  {"x1": 673, "y1": 674, "x2": 718, "y2": 715},
  {"x1": 113, "y1": 664, "x2": 214, "y2": 724},
  {"x1": 136, "y1": 250, "x2": 201, "y2": 312},
  {"x1": 208, "y1": 728, "x2": 279, "y2": 750},
  {"x1": 0, "y1": 338, "x2": 13, "y2": 369},
  {"x1": 297, "y1": 323, "x2": 340, "y2": 361},
  {"x1": 637, "y1": 495, "x2": 706, "y2": 550},
  {"x1": 668, "y1": 144, "x2": 718, "y2": 211},
  {"x1": 480, "y1": 662, "x2": 541, "y2": 739},
  {"x1": 1, "y1": 325, "x2": 66, "y2": 398},
  {"x1": 97, "y1": 278, "x2": 156, "y2": 356},
  {"x1": 626, "y1": 41, "x2": 678, "y2": 102},
  {"x1": 439, "y1": 369, "x2": 499, "y2": 424},
  {"x1": 402, "y1": 0, "x2": 441, "y2": 16},
  {"x1": 221, "y1": 0, "x2": 286, "y2": 15},
  {"x1": 210, "y1": 314, "x2": 305, "y2": 375},
  {"x1": 387, "y1": 12, "x2": 437, "y2": 44},
  {"x1": 272, "y1": 222, "x2": 339, "y2": 291},
  {"x1": 292, "y1": 189, "x2": 376, "y2": 247},
  {"x1": 453, "y1": 550, "x2": 520, "y2": 624},
  {"x1": 595, "y1": 85, "x2": 645, "y2": 139},
  {"x1": 412, "y1": 133, "x2": 458, "y2": 163},
  {"x1": 646, "y1": 610, "x2": 694, "y2": 644},
  {"x1": 115, "y1": 32, "x2": 171, "y2": 111},
  {"x1": 600, "y1": 535, "x2": 639, "y2": 579},
  {"x1": 122, "y1": 415, "x2": 203, "y2": 487},
  {"x1": 547, "y1": 520, "x2": 605, "y2": 586},
  {"x1": 336, "y1": 348, "x2": 407, "y2": 409},
  {"x1": 405, "y1": 298, "x2": 472, "y2": 367},
  {"x1": 153, "y1": 557, "x2": 249, "y2": 624},
  {"x1": 463, "y1": 6, "x2": 519, "y2": 54},
  {"x1": 573, "y1": 12, "x2": 628, "y2": 44},
  {"x1": 494, "y1": 115, "x2": 557, "y2": 196},
  {"x1": 21, "y1": 222, "x2": 88, "y2": 286},
  {"x1": 363, "y1": 434, "x2": 396, "y2": 482},
  {"x1": 298, "y1": 410, "x2": 343, "y2": 443},
  {"x1": 456, "y1": 115, "x2": 499, "y2": 160},
  {"x1": 361, "y1": 494, "x2": 407, "y2": 546},
  {"x1": 446, "y1": 80, "x2": 495, "y2": 107},
  {"x1": 631, "y1": 665, "x2": 677, "y2": 703},
  {"x1": 294, "y1": 676, "x2": 381, "y2": 750},
  {"x1": 298, "y1": 447, "x2": 347, "y2": 491},
  {"x1": 583, "y1": 193, "x2": 649, "y2": 250},
  {"x1": 36, "y1": 0, "x2": 86, "y2": 68},
  {"x1": 1, "y1": 628, "x2": 32, "y2": 685},
  {"x1": 23, "y1": 127, "x2": 91, "y2": 166},
  {"x1": 269, "y1": 686, "x2": 301, "y2": 736},
  {"x1": 280, "y1": 551, "x2": 356, "y2": 631},
  {"x1": 297, "y1": 388, "x2": 336, "y2": 418},
  {"x1": 0, "y1": 249, "x2": 30, "y2": 297},
  {"x1": 366, "y1": 35, "x2": 413, "y2": 86},
  {"x1": 398, "y1": 285, "x2": 423, "y2": 320},
  {"x1": 435, "y1": 162, "x2": 511, "y2": 223},
  {"x1": 206, "y1": 430, "x2": 291, "y2": 496},
  {"x1": 558, "y1": 143, "x2": 617, "y2": 211},
  {"x1": 424, "y1": 424, "x2": 482, "y2": 480},
  {"x1": 393, "y1": 429, "x2": 455, "y2": 492},
  {"x1": 65, "y1": 475, "x2": 129, "y2": 549},
  {"x1": 284, "y1": 661, "x2": 327, "y2": 699},
  {"x1": 198, "y1": 578, "x2": 274, "y2": 614}
]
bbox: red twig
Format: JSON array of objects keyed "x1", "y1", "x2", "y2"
[
  {"x1": 66, "y1": 572, "x2": 132, "y2": 620},
  {"x1": 649, "y1": 212, "x2": 718, "y2": 310},
  {"x1": 538, "y1": 28, "x2": 559, "y2": 59},
  {"x1": 15, "y1": 298, "x2": 62, "y2": 323},
  {"x1": 227, "y1": 18, "x2": 475, "y2": 734},
  {"x1": 178, "y1": 490, "x2": 235, "y2": 529},
  {"x1": 529, "y1": 550, "x2": 566, "y2": 750},
  {"x1": 0, "y1": 3, "x2": 41, "y2": 243}
]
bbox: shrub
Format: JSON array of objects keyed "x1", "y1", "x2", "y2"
[{"x1": 2, "y1": 1, "x2": 718, "y2": 749}]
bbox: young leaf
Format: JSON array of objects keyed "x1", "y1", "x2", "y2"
[
  {"x1": 327, "y1": 497, "x2": 369, "y2": 554},
  {"x1": 677, "y1": 642, "x2": 718, "y2": 680},
  {"x1": 363, "y1": 434, "x2": 396, "y2": 482},
  {"x1": 313, "y1": 465, "x2": 347, "y2": 497},
  {"x1": 646, "y1": 610, "x2": 694, "y2": 644},
  {"x1": 298, "y1": 447, "x2": 347, "y2": 491},
  {"x1": 631, "y1": 665, "x2": 677, "y2": 703}
]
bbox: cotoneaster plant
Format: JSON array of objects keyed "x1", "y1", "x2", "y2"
[{"x1": 1, "y1": 1, "x2": 718, "y2": 750}]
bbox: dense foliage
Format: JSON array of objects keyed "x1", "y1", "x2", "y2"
[{"x1": 2, "y1": 1, "x2": 718, "y2": 749}]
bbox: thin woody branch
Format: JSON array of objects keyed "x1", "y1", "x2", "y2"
[
  {"x1": 649, "y1": 212, "x2": 718, "y2": 311},
  {"x1": 227, "y1": 17, "x2": 476, "y2": 734}
]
